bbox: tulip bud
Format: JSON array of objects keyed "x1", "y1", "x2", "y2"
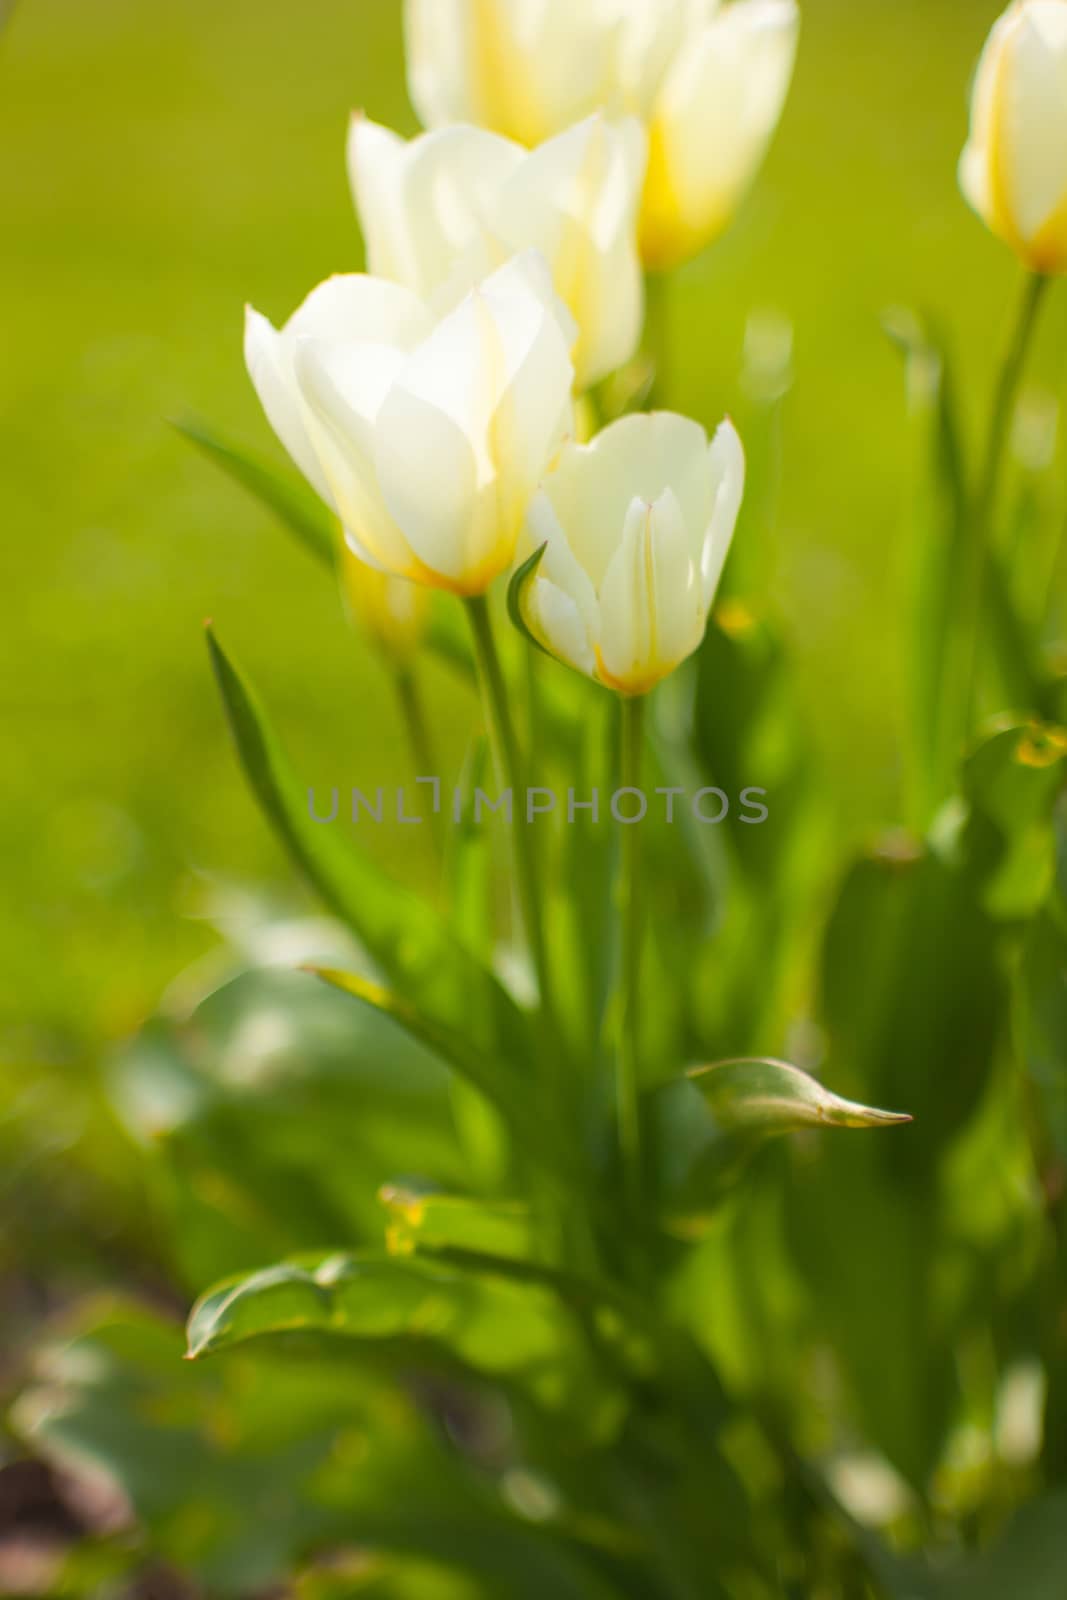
[
  {"x1": 348, "y1": 112, "x2": 647, "y2": 390},
  {"x1": 960, "y1": 0, "x2": 1067, "y2": 275},
  {"x1": 513, "y1": 412, "x2": 745, "y2": 694},
  {"x1": 640, "y1": 0, "x2": 799, "y2": 271},
  {"x1": 245, "y1": 252, "x2": 576, "y2": 597},
  {"x1": 340, "y1": 543, "x2": 428, "y2": 662}
]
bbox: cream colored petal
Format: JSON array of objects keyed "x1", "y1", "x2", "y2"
[
  {"x1": 612, "y1": 0, "x2": 690, "y2": 114},
  {"x1": 650, "y1": 0, "x2": 798, "y2": 257},
  {"x1": 347, "y1": 116, "x2": 413, "y2": 283},
  {"x1": 598, "y1": 489, "x2": 705, "y2": 691},
  {"x1": 293, "y1": 337, "x2": 420, "y2": 578},
  {"x1": 700, "y1": 419, "x2": 746, "y2": 608},
  {"x1": 386, "y1": 124, "x2": 524, "y2": 298},
  {"x1": 482, "y1": 258, "x2": 577, "y2": 536},
  {"x1": 527, "y1": 575, "x2": 598, "y2": 677},
  {"x1": 1001, "y1": 2, "x2": 1067, "y2": 241},
  {"x1": 245, "y1": 305, "x2": 335, "y2": 507},
  {"x1": 959, "y1": 8, "x2": 1015, "y2": 232},
  {"x1": 404, "y1": 0, "x2": 476, "y2": 128},
  {"x1": 491, "y1": 114, "x2": 647, "y2": 386},
  {"x1": 405, "y1": 0, "x2": 623, "y2": 146},
  {"x1": 374, "y1": 384, "x2": 486, "y2": 587},
  {"x1": 525, "y1": 488, "x2": 601, "y2": 639},
  {"x1": 284, "y1": 273, "x2": 430, "y2": 344},
  {"x1": 540, "y1": 411, "x2": 712, "y2": 588}
]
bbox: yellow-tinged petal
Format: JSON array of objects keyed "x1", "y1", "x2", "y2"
[
  {"x1": 640, "y1": 0, "x2": 799, "y2": 271},
  {"x1": 961, "y1": 0, "x2": 1067, "y2": 273}
]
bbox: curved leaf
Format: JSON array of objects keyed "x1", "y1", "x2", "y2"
[
  {"x1": 206, "y1": 628, "x2": 533, "y2": 1086},
  {"x1": 687, "y1": 1057, "x2": 912, "y2": 1133},
  {"x1": 186, "y1": 1252, "x2": 620, "y2": 1430}
]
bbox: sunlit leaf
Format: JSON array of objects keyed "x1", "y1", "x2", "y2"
[
  {"x1": 687, "y1": 1058, "x2": 911, "y2": 1133},
  {"x1": 186, "y1": 1252, "x2": 620, "y2": 1431},
  {"x1": 380, "y1": 1185, "x2": 533, "y2": 1261}
]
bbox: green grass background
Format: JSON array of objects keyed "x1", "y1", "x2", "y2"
[{"x1": 1, "y1": 0, "x2": 1064, "y2": 1063}]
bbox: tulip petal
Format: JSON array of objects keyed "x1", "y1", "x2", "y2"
[
  {"x1": 491, "y1": 114, "x2": 647, "y2": 386},
  {"x1": 294, "y1": 337, "x2": 423, "y2": 579},
  {"x1": 539, "y1": 411, "x2": 713, "y2": 591},
  {"x1": 597, "y1": 488, "x2": 705, "y2": 692},
  {"x1": 405, "y1": 0, "x2": 624, "y2": 148},
  {"x1": 644, "y1": 0, "x2": 798, "y2": 266},
  {"x1": 245, "y1": 277, "x2": 430, "y2": 514},
  {"x1": 1001, "y1": 2, "x2": 1067, "y2": 245},
  {"x1": 700, "y1": 419, "x2": 746, "y2": 609},
  {"x1": 350, "y1": 116, "x2": 524, "y2": 302}
]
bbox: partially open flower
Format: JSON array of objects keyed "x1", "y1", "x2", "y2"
[
  {"x1": 513, "y1": 412, "x2": 745, "y2": 694},
  {"x1": 348, "y1": 112, "x2": 647, "y2": 390},
  {"x1": 960, "y1": 0, "x2": 1067, "y2": 274},
  {"x1": 245, "y1": 252, "x2": 575, "y2": 597},
  {"x1": 640, "y1": 0, "x2": 799, "y2": 270}
]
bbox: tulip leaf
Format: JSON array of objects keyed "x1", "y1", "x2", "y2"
[
  {"x1": 688, "y1": 1057, "x2": 912, "y2": 1133},
  {"x1": 185, "y1": 1252, "x2": 619, "y2": 1429},
  {"x1": 652, "y1": 1058, "x2": 909, "y2": 1235},
  {"x1": 380, "y1": 1185, "x2": 534, "y2": 1261},
  {"x1": 506, "y1": 543, "x2": 552, "y2": 659},
  {"x1": 206, "y1": 629, "x2": 534, "y2": 1081},
  {"x1": 306, "y1": 966, "x2": 538, "y2": 1153},
  {"x1": 174, "y1": 414, "x2": 338, "y2": 570},
  {"x1": 959, "y1": 717, "x2": 1067, "y2": 918}
]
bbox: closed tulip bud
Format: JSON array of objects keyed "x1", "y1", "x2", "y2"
[
  {"x1": 245, "y1": 251, "x2": 576, "y2": 597},
  {"x1": 348, "y1": 112, "x2": 647, "y2": 391},
  {"x1": 340, "y1": 543, "x2": 428, "y2": 662},
  {"x1": 404, "y1": 0, "x2": 625, "y2": 149},
  {"x1": 513, "y1": 412, "x2": 745, "y2": 694},
  {"x1": 960, "y1": 0, "x2": 1067, "y2": 274},
  {"x1": 640, "y1": 0, "x2": 799, "y2": 270}
]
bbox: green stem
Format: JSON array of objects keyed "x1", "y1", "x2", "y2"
[
  {"x1": 954, "y1": 272, "x2": 1049, "y2": 743},
  {"x1": 463, "y1": 595, "x2": 558, "y2": 1043},
  {"x1": 616, "y1": 693, "x2": 646, "y2": 1226},
  {"x1": 393, "y1": 666, "x2": 445, "y2": 857}
]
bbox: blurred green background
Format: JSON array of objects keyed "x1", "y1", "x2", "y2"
[{"x1": 2, "y1": 0, "x2": 1064, "y2": 1149}]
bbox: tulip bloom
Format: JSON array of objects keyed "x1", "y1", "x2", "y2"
[
  {"x1": 514, "y1": 412, "x2": 745, "y2": 694},
  {"x1": 245, "y1": 252, "x2": 575, "y2": 596},
  {"x1": 960, "y1": 0, "x2": 1067, "y2": 275},
  {"x1": 348, "y1": 112, "x2": 647, "y2": 390},
  {"x1": 640, "y1": 0, "x2": 800, "y2": 270},
  {"x1": 404, "y1": 0, "x2": 626, "y2": 149}
]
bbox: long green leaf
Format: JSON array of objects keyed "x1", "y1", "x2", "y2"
[
  {"x1": 308, "y1": 966, "x2": 533, "y2": 1142},
  {"x1": 185, "y1": 1252, "x2": 619, "y2": 1430},
  {"x1": 174, "y1": 414, "x2": 337, "y2": 569},
  {"x1": 206, "y1": 629, "x2": 533, "y2": 1081}
]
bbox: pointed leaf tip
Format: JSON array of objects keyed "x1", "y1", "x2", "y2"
[{"x1": 686, "y1": 1057, "x2": 912, "y2": 1134}]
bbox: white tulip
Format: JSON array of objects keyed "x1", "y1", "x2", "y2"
[
  {"x1": 348, "y1": 112, "x2": 646, "y2": 392},
  {"x1": 514, "y1": 411, "x2": 745, "y2": 694},
  {"x1": 640, "y1": 0, "x2": 799, "y2": 270},
  {"x1": 404, "y1": 0, "x2": 625, "y2": 148},
  {"x1": 960, "y1": 0, "x2": 1067, "y2": 274},
  {"x1": 245, "y1": 252, "x2": 576, "y2": 596}
]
